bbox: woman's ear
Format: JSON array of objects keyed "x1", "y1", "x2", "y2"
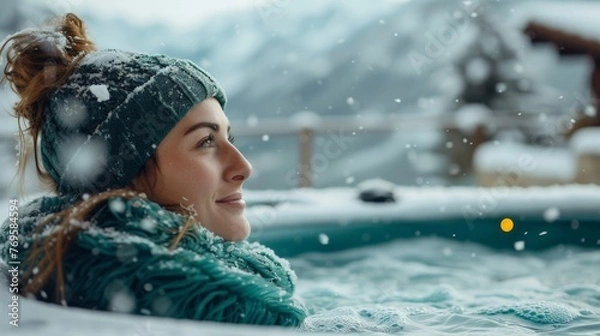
[
  {"x1": 129, "y1": 155, "x2": 161, "y2": 198},
  {"x1": 128, "y1": 175, "x2": 149, "y2": 196}
]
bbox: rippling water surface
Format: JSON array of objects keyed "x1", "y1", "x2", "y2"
[{"x1": 292, "y1": 238, "x2": 600, "y2": 335}]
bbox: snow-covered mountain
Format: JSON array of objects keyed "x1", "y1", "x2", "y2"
[{"x1": 0, "y1": 0, "x2": 591, "y2": 192}]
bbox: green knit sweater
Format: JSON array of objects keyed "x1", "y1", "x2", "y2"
[{"x1": 0, "y1": 195, "x2": 307, "y2": 326}]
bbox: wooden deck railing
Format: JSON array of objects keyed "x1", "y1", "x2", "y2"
[{"x1": 231, "y1": 112, "x2": 555, "y2": 187}]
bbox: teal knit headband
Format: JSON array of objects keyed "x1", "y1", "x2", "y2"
[{"x1": 41, "y1": 49, "x2": 227, "y2": 195}]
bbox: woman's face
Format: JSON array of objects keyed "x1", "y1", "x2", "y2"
[{"x1": 138, "y1": 98, "x2": 253, "y2": 241}]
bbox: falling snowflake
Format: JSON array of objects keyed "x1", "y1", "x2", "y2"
[
  {"x1": 318, "y1": 233, "x2": 329, "y2": 245},
  {"x1": 543, "y1": 207, "x2": 560, "y2": 223}
]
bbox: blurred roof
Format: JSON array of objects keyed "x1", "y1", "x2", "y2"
[{"x1": 518, "y1": 1, "x2": 600, "y2": 57}]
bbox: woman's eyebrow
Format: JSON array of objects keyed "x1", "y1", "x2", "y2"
[
  {"x1": 184, "y1": 122, "x2": 219, "y2": 136},
  {"x1": 183, "y1": 122, "x2": 232, "y2": 136}
]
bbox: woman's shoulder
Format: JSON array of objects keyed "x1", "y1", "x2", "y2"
[
  {"x1": 68, "y1": 195, "x2": 192, "y2": 262},
  {"x1": 19, "y1": 193, "x2": 75, "y2": 216},
  {"x1": 88, "y1": 195, "x2": 187, "y2": 242},
  {"x1": 1, "y1": 194, "x2": 74, "y2": 235},
  {"x1": 97, "y1": 195, "x2": 183, "y2": 227}
]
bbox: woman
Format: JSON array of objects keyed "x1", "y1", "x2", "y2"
[{"x1": 0, "y1": 13, "x2": 307, "y2": 326}]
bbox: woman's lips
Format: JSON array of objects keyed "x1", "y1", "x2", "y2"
[
  {"x1": 216, "y1": 193, "x2": 245, "y2": 208},
  {"x1": 216, "y1": 199, "x2": 246, "y2": 208}
]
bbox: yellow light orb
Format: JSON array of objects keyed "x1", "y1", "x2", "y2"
[{"x1": 500, "y1": 218, "x2": 514, "y2": 233}]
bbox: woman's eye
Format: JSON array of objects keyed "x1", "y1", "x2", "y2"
[
  {"x1": 198, "y1": 134, "x2": 215, "y2": 148},
  {"x1": 197, "y1": 134, "x2": 234, "y2": 149}
]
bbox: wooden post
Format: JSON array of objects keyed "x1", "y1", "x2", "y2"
[
  {"x1": 591, "y1": 58, "x2": 600, "y2": 126},
  {"x1": 298, "y1": 128, "x2": 313, "y2": 188}
]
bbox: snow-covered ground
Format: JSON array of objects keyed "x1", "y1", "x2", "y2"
[
  {"x1": 474, "y1": 142, "x2": 576, "y2": 182},
  {"x1": 0, "y1": 282, "x2": 315, "y2": 336},
  {"x1": 473, "y1": 126, "x2": 600, "y2": 186}
]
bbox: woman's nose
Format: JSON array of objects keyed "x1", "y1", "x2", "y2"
[{"x1": 227, "y1": 145, "x2": 252, "y2": 182}]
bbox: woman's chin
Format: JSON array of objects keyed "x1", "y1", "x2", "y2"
[
  {"x1": 212, "y1": 218, "x2": 251, "y2": 242},
  {"x1": 230, "y1": 221, "x2": 251, "y2": 241}
]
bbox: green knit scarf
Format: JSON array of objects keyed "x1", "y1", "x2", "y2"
[{"x1": 0, "y1": 195, "x2": 307, "y2": 326}]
